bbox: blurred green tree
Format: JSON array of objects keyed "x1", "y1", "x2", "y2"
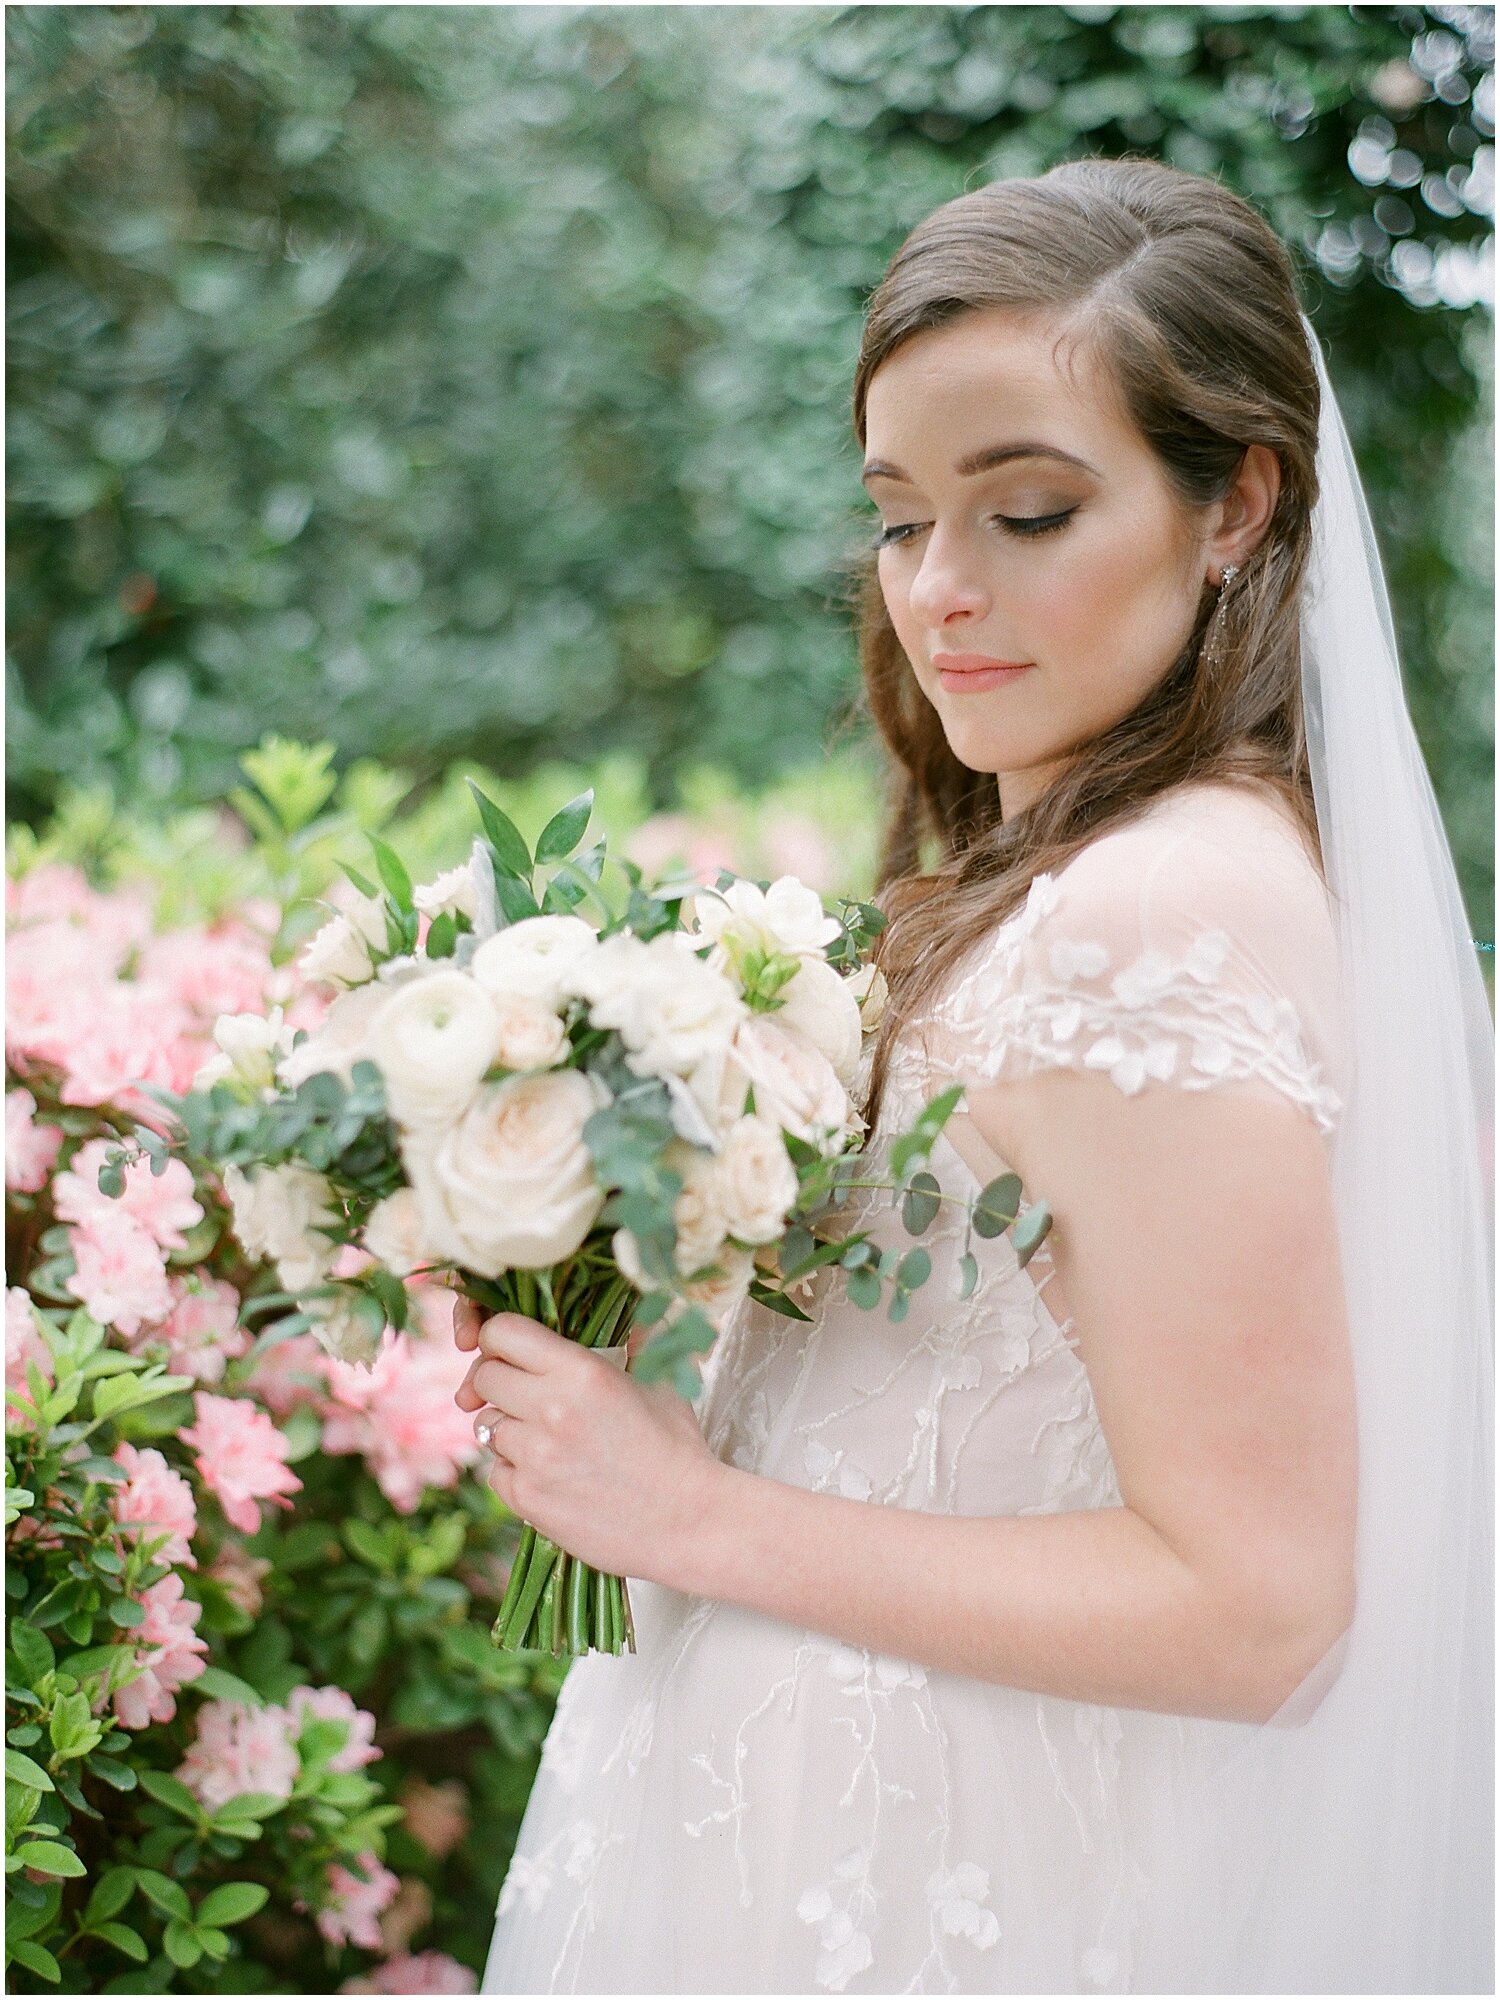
[{"x1": 6, "y1": 3, "x2": 1493, "y2": 931}]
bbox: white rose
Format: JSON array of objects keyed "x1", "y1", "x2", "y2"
[
  {"x1": 365, "y1": 970, "x2": 501, "y2": 1130},
  {"x1": 490, "y1": 992, "x2": 569, "y2": 1073},
  {"x1": 364, "y1": 1187, "x2": 431, "y2": 1277},
  {"x1": 470, "y1": 915, "x2": 598, "y2": 1010},
  {"x1": 724, "y1": 1017, "x2": 861, "y2": 1157},
  {"x1": 194, "y1": 1006, "x2": 288, "y2": 1094},
  {"x1": 847, "y1": 962, "x2": 889, "y2": 1033},
  {"x1": 713, "y1": 1114, "x2": 799, "y2": 1244},
  {"x1": 666, "y1": 1143, "x2": 730, "y2": 1277},
  {"x1": 679, "y1": 1244, "x2": 756, "y2": 1327},
  {"x1": 567, "y1": 931, "x2": 746, "y2": 1080},
  {"x1": 298, "y1": 890, "x2": 389, "y2": 989},
  {"x1": 774, "y1": 956, "x2": 864, "y2": 1084},
  {"x1": 277, "y1": 981, "x2": 391, "y2": 1090},
  {"x1": 692, "y1": 874, "x2": 841, "y2": 961},
  {"x1": 222, "y1": 1161, "x2": 339, "y2": 1294},
  {"x1": 413, "y1": 861, "x2": 479, "y2": 924},
  {"x1": 404, "y1": 1068, "x2": 607, "y2": 1276}
]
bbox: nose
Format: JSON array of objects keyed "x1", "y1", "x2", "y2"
[{"x1": 905, "y1": 527, "x2": 991, "y2": 631}]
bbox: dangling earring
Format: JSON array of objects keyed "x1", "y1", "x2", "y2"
[{"x1": 1201, "y1": 561, "x2": 1240, "y2": 675}]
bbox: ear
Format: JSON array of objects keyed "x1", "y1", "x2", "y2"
[{"x1": 1207, "y1": 443, "x2": 1281, "y2": 576}]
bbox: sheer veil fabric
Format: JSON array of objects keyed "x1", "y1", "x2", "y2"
[{"x1": 1126, "y1": 316, "x2": 1495, "y2": 1994}]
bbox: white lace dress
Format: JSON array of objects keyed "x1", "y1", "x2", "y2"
[{"x1": 480, "y1": 781, "x2": 1346, "y2": 1995}]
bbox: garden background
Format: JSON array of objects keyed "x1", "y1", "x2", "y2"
[{"x1": 6, "y1": 5, "x2": 1494, "y2": 1994}]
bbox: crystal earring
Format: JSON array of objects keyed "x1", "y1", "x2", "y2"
[{"x1": 1201, "y1": 561, "x2": 1240, "y2": 675}]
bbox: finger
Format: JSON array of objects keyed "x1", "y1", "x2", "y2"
[
  {"x1": 454, "y1": 1370, "x2": 487, "y2": 1413},
  {"x1": 471, "y1": 1355, "x2": 545, "y2": 1417},
  {"x1": 476, "y1": 1312, "x2": 565, "y2": 1368},
  {"x1": 452, "y1": 1295, "x2": 483, "y2": 1352}
]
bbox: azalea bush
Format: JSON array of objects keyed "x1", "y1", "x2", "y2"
[{"x1": 3, "y1": 741, "x2": 883, "y2": 1990}]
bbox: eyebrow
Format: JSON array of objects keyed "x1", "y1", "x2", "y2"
[{"x1": 861, "y1": 441, "x2": 1100, "y2": 486}]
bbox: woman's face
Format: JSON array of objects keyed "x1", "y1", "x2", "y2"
[{"x1": 863, "y1": 307, "x2": 1233, "y2": 817}]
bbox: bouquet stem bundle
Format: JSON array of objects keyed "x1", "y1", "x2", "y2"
[{"x1": 466, "y1": 1266, "x2": 640, "y2": 1655}]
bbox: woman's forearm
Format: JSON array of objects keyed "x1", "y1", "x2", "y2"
[{"x1": 656, "y1": 1461, "x2": 1306, "y2": 1725}]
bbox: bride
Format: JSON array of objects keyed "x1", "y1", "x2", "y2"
[{"x1": 455, "y1": 157, "x2": 1493, "y2": 1994}]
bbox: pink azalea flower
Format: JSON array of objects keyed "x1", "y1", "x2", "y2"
[
  {"x1": 54, "y1": 1137, "x2": 203, "y2": 1251},
  {"x1": 65, "y1": 1208, "x2": 173, "y2": 1338},
  {"x1": 204, "y1": 1545, "x2": 273, "y2": 1619},
  {"x1": 287, "y1": 1685, "x2": 381, "y2": 1771},
  {"x1": 5, "y1": 1088, "x2": 63, "y2": 1193},
  {"x1": 6, "y1": 860, "x2": 99, "y2": 930},
  {"x1": 157, "y1": 1275, "x2": 250, "y2": 1384},
  {"x1": 134, "y1": 926, "x2": 274, "y2": 1024},
  {"x1": 398, "y1": 1776, "x2": 469, "y2": 1859},
  {"x1": 112, "y1": 1573, "x2": 208, "y2": 1730},
  {"x1": 41, "y1": 982, "x2": 194, "y2": 1116},
  {"x1": 176, "y1": 1697, "x2": 299, "y2": 1811},
  {"x1": 5, "y1": 920, "x2": 106, "y2": 1064},
  {"x1": 180, "y1": 1391, "x2": 302, "y2": 1534},
  {"x1": 244, "y1": 1332, "x2": 331, "y2": 1418},
  {"x1": 316, "y1": 1854, "x2": 401, "y2": 1950},
  {"x1": 111, "y1": 1442, "x2": 198, "y2": 1568},
  {"x1": 322, "y1": 1330, "x2": 483, "y2": 1514},
  {"x1": 6, "y1": 1287, "x2": 54, "y2": 1409},
  {"x1": 340, "y1": 1951, "x2": 477, "y2": 1995}
]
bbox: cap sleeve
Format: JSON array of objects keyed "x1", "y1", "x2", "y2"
[{"x1": 917, "y1": 791, "x2": 1345, "y2": 1140}]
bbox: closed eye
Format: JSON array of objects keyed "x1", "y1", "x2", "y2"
[{"x1": 872, "y1": 508, "x2": 1077, "y2": 551}]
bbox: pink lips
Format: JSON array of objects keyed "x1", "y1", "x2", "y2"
[{"x1": 932, "y1": 652, "x2": 1036, "y2": 694}]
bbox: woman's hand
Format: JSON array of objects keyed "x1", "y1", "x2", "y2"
[{"x1": 454, "y1": 1310, "x2": 726, "y2": 1588}]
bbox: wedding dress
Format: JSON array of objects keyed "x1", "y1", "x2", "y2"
[{"x1": 481, "y1": 776, "x2": 1351, "y2": 1997}]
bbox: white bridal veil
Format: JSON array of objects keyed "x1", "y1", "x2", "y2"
[{"x1": 1129, "y1": 314, "x2": 1496, "y2": 1994}]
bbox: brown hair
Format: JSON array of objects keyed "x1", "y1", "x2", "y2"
[{"x1": 851, "y1": 155, "x2": 1325, "y2": 1135}]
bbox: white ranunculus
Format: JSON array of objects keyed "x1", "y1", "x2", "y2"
[
  {"x1": 298, "y1": 889, "x2": 389, "y2": 989},
  {"x1": 774, "y1": 955, "x2": 864, "y2": 1084},
  {"x1": 404, "y1": 1068, "x2": 607, "y2": 1276},
  {"x1": 365, "y1": 970, "x2": 502, "y2": 1130},
  {"x1": 692, "y1": 874, "x2": 841, "y2": 962},
  {"x1": 276, "y1": 981, "x2": 391, "y2": 1090},
  {"x1": 713, "y1": 1114, "x2": 799, "y2": 1244},
  {"x1": 222, "y1": 1161, "x2": 340, "y2": 1294},
  {"x1": 412, "y1": 860, "x2": 480, "y2": 923},
  {"x1": 470, "y1": 915, "x2": 598, "y2": 1010},
  {"x1": 567, "y1": 930, "x2": 746, "y2": 1081},
  {"x1": 847, "y1": 961, "x2": 889, "y2": 1033},
  {"x1": 364, "y1": 1187, "x2": 431, "y2": 1277},
  {"x1": 724, "y1": 1016, "x2": 861, "y2": 1158},
  {"x1": 489, "y1": 991, "x2": 569, "y2": 1073}
]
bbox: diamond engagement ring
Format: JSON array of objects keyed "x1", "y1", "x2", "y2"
[{"x1": 473, "y1": 1413, "x2": 501, "y2": 1451}]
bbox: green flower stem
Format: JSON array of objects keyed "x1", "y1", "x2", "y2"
[
  {"x1": 566, "y1": 1553, "x2": 590, "y2": 1652},
  {"x1": 492, "y1": 1520, "x2": 536, "y2": 1641},
  {"x1": 593, "y1": 1565, "x2": 610, "y2": 1651},
  {"x1": 549, "y1": 1555, "x2": 568, "y2": 1653},
  {"x1": 500, "y1": 1530, "x2": 562, "y2": 1650},
  {"x1": 620, "y1": 1576, "x2": 637, "y2": 1653}
]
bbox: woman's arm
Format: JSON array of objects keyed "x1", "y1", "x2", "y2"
[
  {"x1": 458, "y1": 1070, "x2": 1357, "y2": 1726},
  {"x1": 672, "y1": 1070, "x2": 1358, "y2": 1726}
]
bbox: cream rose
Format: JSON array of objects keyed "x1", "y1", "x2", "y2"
[
  {"x1": 298, "y1": 889, "x2": 389, "y2": 989},
  {"x1": 724, "y1": 1016, "x2": 861, "y2": 1157},
  {"x1": 665, "y1": 1143, "x2": 730, "y2": 1277},
  {"x1": 404, "y1": 1068, "x2": 607, "y2": 1276},
  {"x1": 365, "y1": 970, "x2": 501, "y2": 1130},
  {"x1": 774, "y1": 955, "x2": 864, "y2": 1084},
  {"x1": 679, "y1": 1244, "x2": 756, "y2": 1327},
  {"x1": 713, "y1": 1114, "x2": 799, "y2": 1244},
  {"x1": 222, "y1": 1161, "x2": 339, "y2": 1294},
  {"x1": 470, "y1": 915, "x2": 598, "y2": 1011},
  {"x1": 193, "y1": 1006, "x2": 289, "y2": 1094},
  {"x1": 489, "y1": 992, "x2": 569, "y2": 1073},
  {"x1": 364, "y1": 1187, "x2": 430, "y2": 1277}
]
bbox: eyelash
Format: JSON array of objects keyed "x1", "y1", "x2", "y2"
[{"x1": 872, "y1": 509, "x2": 1076, "y2": 551}]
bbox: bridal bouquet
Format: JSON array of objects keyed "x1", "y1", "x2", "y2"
[{"x1": 99, "y1": 783, "x2": 1051, "y2": 1657}]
